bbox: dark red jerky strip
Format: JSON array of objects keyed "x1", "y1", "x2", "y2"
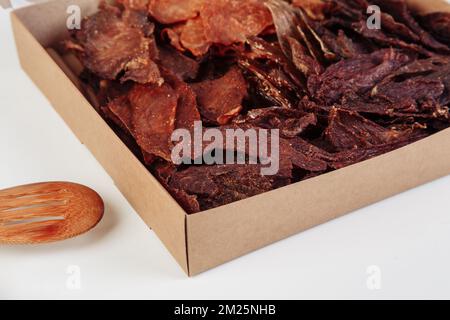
[{"x1": 191, "y1": 67, "x2": 247, "y2": 125}]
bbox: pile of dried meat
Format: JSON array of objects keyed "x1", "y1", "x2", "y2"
[{"x1": 64, "y1": 0, "x2": 450, "y2": 213}]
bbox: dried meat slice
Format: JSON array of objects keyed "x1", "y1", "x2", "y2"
[
  {"x1": 191, "y1": 67, "x2": 247, "y2": 125},
  {"x1": 104, "y1": 95, "x2": 134, "y2": 134},
  {"x1": 162, "y1": 0, "x2": 273, "y2": 56},
  {"x1": 162, "y1": 70, "x2": 201, "y2": 132},
  {"x1": 235, "y1": 107, "x2": 317, "y2": 138},
  {"x1": 130, "y1": 83, "x2": 179, "y2": 161},
  {"x1": 158, "y1": 46, "x2": 199, "y2": 81},
  {"x1": 152, "y1": 161, "x2": 201, "y2": 213},
  {"x1": 202, "y1": 0, "x2": 273, "y2": 46},
  {"x1": 67, "y1": 6, "x2": 162, "y2": 85},
  {"x1": 238, "y1": 58, "x2": 298, "y2": 109},
  {"x1": 287, "y1": 36, "x2": 323, "y2": 77},
  {"x1": 117, "y1": 0, "x2": 149, "y2": 11},
  {"x1": 350, "y1": 20, "x2": 434, "y2": 57},
  {"x1": 372, "y1": 77, "x2": 445, "y2": 114},
  {"x1": 372, "y1": 0, "x2": 450, "y2": 53},
  {"x1": 420, "y1": 12, "x2": 450, "y2": 45},
  {"x1": 329, "y1": 29, "x2": 368, "y2": 59},
  {"x1": 121, "y1": 47, "x2": 162, "y2": 85},
  {"x1": 292, "y1": 0, "x2": 328, "y2": 20},
  {"x1": 169, "y1": 164, "x2": 290, "y2": 210},
  {"x1": 325, "y1": 107, "x2": 406, "y2": 151},
  {"x1": 148, "y1": 0, "x2": 203, "y2": 24},
  {"x1": 283, "y1": 137, "x2": 332, "y2": 172},
  {"x1": 245, "y1": 37, "x2": 306, "y2": 91},
  {"x1": 332, "y1": 131, "x2": 429, "y2": 169},
  {"x1": 379, "y1": 11, "x2": 420, "y2": 43},
  {"x1": 177, "y1": 17, "x2": 211, "y2": 56},
  {"x1": 308, "y1": 49, "x2": 413, "y2": 104}
]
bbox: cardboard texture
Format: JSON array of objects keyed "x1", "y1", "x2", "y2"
[{"x1": 10, "y1": 0, "x2": 450, "y2": 276}]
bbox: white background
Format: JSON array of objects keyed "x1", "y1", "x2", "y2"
[{"x1": 1, "y1": 1, "x2": 450, "y2": 300}]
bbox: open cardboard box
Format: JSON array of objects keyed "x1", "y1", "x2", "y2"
[{"x1": 10, "y1": 0, "x2": 450, "y2": 276}]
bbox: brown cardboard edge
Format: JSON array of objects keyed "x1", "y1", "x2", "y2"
[{"x1": 10, "y1": 8, "x2": 190, "y2": 275}]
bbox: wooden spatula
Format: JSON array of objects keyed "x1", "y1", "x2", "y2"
[{"x1": 0, "y1": 182, "x2": 104, "y2": 244}]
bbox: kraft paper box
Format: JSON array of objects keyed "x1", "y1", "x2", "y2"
[{"x1": 10, "y1": 0, "x2": 450, "y2": 276}]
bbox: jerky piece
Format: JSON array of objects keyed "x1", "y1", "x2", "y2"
[
  {"x1": 104, "y1": 95, "x2": 133, "y2": 134},
  {"x1": 426, "y1": 63, "x2": 450, "y2": 106},
  {"x1": 372, "y1": 0, "x2": 450, "y2": 53},
  {"x1": 235, "y1": 107, "x2": 317, "y2": 138},
  {"x1": 420, "y1": 12, "x2": 450, "y2": 45},
  {"x1": 332, "y1": 131, "x2": 429, "y2": 169},
  {"x1": 67, "y1": 6, "x2": 162, "y2": 85},
  {"x1": 373, "y1": 77, "x2": 445, "y2": 113},
  {"x1": 245, "y1": 37, "x2": 307, "y2": 85},
  {"x1": 287, "y1": 36, "x2": 323, "y2": 77},
  {"x1": 169, "y1": 164, "x2": 290, "y2": 211},
  {"x1": 380, "y1": 12, "x2": 420, "y2": 43},
  {"x1": 297, "y1": 10, "x2": 337, "y2": 61},
  {"x1": 191, "y1": 67, "x2": 247, "y2": 125},
  {"x1": 245, "y1": 37, "x2": 288, "y2": 64},
  {"x1": 339, "y1": 95, "x2": 397, "y2": 116},
  {"x1": 243, "y1": 37, "x2": 306, "y2": 98},
  {"x1": 121, "y1": 9, "x2": 154, "y2": 34},
  {"x1": 292, "y1": 0, "x2": 327, "y2": 20},
  {"x1": 161, "y1": 28, "x2": 186, "y2": 52},
  {"x1": 309, "y1": 49, "x2": 412, "y2": 104},
  {"x1": 376, "y1": 56, "x2": 449, "y2": 85},
  {"x1": 238, "y1": 58, "x2": 297, "y2": 109},
  {"x1": 153, "y1": 161, "x2": 201, "y2": 213},
  {"x1": 170, "y1": 188, "x2": 201, "y2": 213},
  {"x1": 177, "y1": 17, "x2": 211, "y2": 56},
  {"x1": 163, "y1": 70, "x2": 201, "y2": 132},
  {"x1": 326, "y1": 0, "x2": 364, "y2": 20},
  {"x1": 325, "y1": 108, "x2": 405, "y2": 151},
  {"x1": 266, "y1": 0, "x2": 320, "y2": 62},
  {"x1": 103, "y1": 93, "x2": 157, "y2": 165},
  {"x1": 283, "y1": 137, "x2": 332, "y2": 172},
  {"x1": 121, "y1": 49, "x2": 162, "y2": 84},
  {"x1": 333, "y1": 29, "x2": 368, "y2": 59},
  {"x1": 148, "y1": 0, "x2": 203, "y2": 24},
  {"x1": 158, "y1": 46, "x2": 199, "y2": 81},
  {"x1": 350, "y1": 20, "x2": 434, "y2": 57},
  {"x1": 117, "y1": 0, "x2": 149, "y2": 11},
  {"x1": 130, "y1": 83, "x2": 179, "y2": 161},
  {"x1": 202, "y1": 0, "x2": 273, "y2": 46},
  {"x1": 166, "y1": 0, "x2": 273, "y2": 56},
  {"x1": 341, "y1": 95, "x2": 448, "y2": 120}
]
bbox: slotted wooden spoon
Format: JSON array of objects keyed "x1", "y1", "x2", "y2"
[{"x1": 0, "y1": 182, "x2": 104, "y2": 244}]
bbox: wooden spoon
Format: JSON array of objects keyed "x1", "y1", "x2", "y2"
[{"x1": 0, "y1": 182, "x2": 104, "y2": 244}]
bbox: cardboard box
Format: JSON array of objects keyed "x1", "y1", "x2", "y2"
[{"x1": 10, "y1": 0, "x2": 450, "y2": 276}]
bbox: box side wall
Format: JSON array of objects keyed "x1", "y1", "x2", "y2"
[
  {"x1": 11, "y1": 9, "x2": 189, "y2": 274},
  {"x1": 187, "y1": 129, "x2": 450, "y2": 275}
]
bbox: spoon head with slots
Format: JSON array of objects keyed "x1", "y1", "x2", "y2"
[{"x1": 0, "y1": 182, "x2": 104, "y2": 244}]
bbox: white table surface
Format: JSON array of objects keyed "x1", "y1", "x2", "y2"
[{"x1": 1, "y1": 2, "x2": 450, "y2": 300}]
